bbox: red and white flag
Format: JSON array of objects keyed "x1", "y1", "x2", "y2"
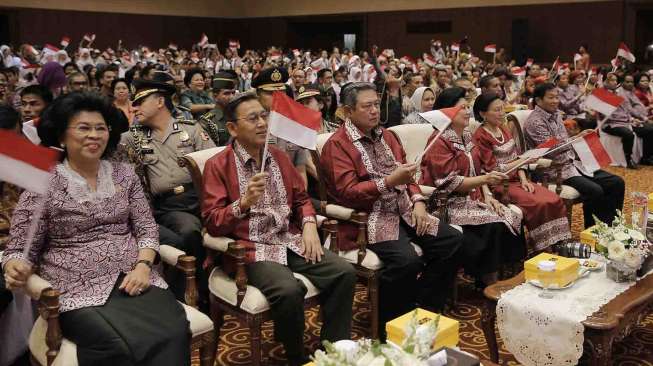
[
  {"x1": 268, "y1": 92, "x2": 322, "y2": 150},
  {"x1": 418, "y1": 105, "x2": 463, "y2": 131},
  {"x1": 292, "y1": 49, "x2": 301, "y2": 57},
  {"x1": 229, "y1": 39, "x2": 240, "y2": 50},
  {"x1": 573, "y1": 53, "x2": 582, "y2": 63},
  {"x1": 584, "y1": 88, "x2": 624, "y2": 117},
  {"x1": 484, "y1": 44, "x2": 497, "y2": 53},
  {"x1": 611, "y1": 57, "x2": 621, "y2": 70},
  {"x1": 0, "y1": 130, "x2": 60, "y2": 194},
  {"x1": 82, "y1": 33, "x2": 96, "y2": 43},
  {"x1": 521, "y1": 137, "x2": 559, "y2": 159},
  {"x1": 572, "y1": 131, "x2": 611, "y2": 173},
  {"x1": 423, "y1": 54, "x2": 436, "y2": 67},
  {"x1": 525, "y1": 58, "x2": 534, "y2": 67},
  {"x1": 616, "y1": 42, "x2": 635, "y2": 63},
  {"x1": 450, "y1": 43, "x2": 460, "y2": 52},
  {"x1": 168, "y1": 43, "x2": 178, "y2": 51},
  {"x1": 511, "y1": 66, "x2": 526, "y2": 77},
  {"x1": 198, "y1": 33, "x2": 208, "y2": 47},
  {"x1": 60, "y1": 36, "x2": 71, "y2": 48}
]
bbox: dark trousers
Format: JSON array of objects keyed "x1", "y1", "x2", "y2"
[
  {"x1": 154, "y1": 190, "x2": 206, "y2": 304},
  {"x1": 603, "y1": 124, "x2": 653, "y2": 161},
  {"x1": 246, "y1": 250, "x2": 356, "y2": 364},
  {"x1": 0, "y1": 273, "x2": 12, "y2": 315},
  {"x1": 59, "y1": 275, "x2": 190, "y2": 366},
  {"x1": 368, "y1": 222, "x2": 463, "y2": 330},
  {"x1": 564, "y1": 170, "x2": 625, "y2": 228}
]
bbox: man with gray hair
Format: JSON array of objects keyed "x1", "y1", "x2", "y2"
[{"x1": 321, "y1": 82, "x2": 463, "y2": 338}]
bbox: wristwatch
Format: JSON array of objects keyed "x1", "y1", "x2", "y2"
[{"x1": 134, "y1": 259, "x2": 153, "y2": 270}]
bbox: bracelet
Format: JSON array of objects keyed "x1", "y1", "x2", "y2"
[{"x1": 134, "y1": 259, "x2": 153, "y2": 270}]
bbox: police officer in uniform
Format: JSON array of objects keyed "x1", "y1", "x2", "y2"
[
  {"x1": 120, "y1": 79, "x2": 215, "y2": 305},
  {"x1": 198, "y1": 70, "x2": 238, "y2": 146},
  {"x1": 252, "y1": 67, "x2": 310, "y2": 185},
  {"x1": 151, "y1": 70, "x2": 194, "y2": 120}
]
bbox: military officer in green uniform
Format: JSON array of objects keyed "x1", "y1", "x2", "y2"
[
  {"x1": 252, "y1": 67, "x2": 310, "y2": 186},
  {"x1": 120, "y1": 79, "x2": 215, "y2": 306},
  {"x1": 198, "y1": 70, "x2": 238, "y2": 146}
]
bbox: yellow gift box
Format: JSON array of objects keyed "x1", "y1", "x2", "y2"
[
  {"x1": 524, "y1": 253, "x2": 580, "y2": 288},
  {"x1": 580, "y1": 225, "x2": 597, "y2": 249},
  {"x1": 386, "y1": 308, "x2": 459, "y2": 350},
  {"x1": 648, "y1": 193, "x2": 653, "y2": 213}
]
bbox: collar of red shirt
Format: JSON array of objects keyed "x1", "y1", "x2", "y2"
[{"x1": 232, "y1": 140, "x2": 271, "y2": 169}]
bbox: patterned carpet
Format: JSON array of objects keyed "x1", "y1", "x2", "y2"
[{"x1": 195, "y1": 165, "x2": 653, "y2": 366}]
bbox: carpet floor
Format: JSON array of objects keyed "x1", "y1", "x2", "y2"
[{"x1": 196, "y1": 165, "x2": 653, "y2": 366}]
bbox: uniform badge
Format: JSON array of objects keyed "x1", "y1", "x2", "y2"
[
  {"x1": 298, "y1": 86, "x2": 305, "y2": 94},
  {"x1": 200, "y1": 131, "x2": 210, "y2": 141},
  {"x1": 179, "y1": 131, "x2": 190, "y2": 142},
  {"x1": 271, "y1": 69, "x2": 282, "y2": 82}
]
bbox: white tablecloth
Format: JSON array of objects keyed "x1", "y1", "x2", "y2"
[{"x1": 497, "y1": 256, "x2": 652, "y2": 366}]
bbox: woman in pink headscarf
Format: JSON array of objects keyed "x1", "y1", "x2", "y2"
[{"x1": 37, "y1": 61, "x2": 66, "y2": 97}]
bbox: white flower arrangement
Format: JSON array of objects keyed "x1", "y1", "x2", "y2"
[
  {"x1": 591, "y1": 211, "x2": 651, "y2": 273},
  {"x1": 311, "y1": 310, "x2": 440, "y2": 366}
]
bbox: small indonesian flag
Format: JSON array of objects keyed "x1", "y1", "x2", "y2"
[
  {"x1": 611, "y1": 57, "x2": 621, "y2": 69},
  {"x1": 198, "y1": 33, "x2": 208, "y2": 47},
  {"x1": 572, "y1": 131, "x2": 611, "y2": 173},
  {"x1": 418, "y1": 105, "x2": 463, "y2": 131},
  {"x1": 574, "y1": 53, "x2": 582, "y2": 63},
  {"x1": 270, "y1": 50, "x2": 282, "y2": 61},
  {"x1": 0, "y1": 130, "x2": 60, "y2": 194},
  {"x1": 511, "y1": 66, "x2": 526, "y2": 77},
  {"x1": 26, "y1": 45, "x2": 39, "y2": 56},
  {"x1": 60, "y1": 36, "x2": 71, "y2": 48},
  {"x1": 168, "y1": 43, "x2": 178, "y2": 51},
  {"x1": 292, "y1": 49, "x2": 301, "y2": 57},
  {"x1": 423, "y1": 54, "x2": 436, "y2": 67},
  {"x1": 22, "y1": 118, "x2": 41, "y2": 145},
  {"x1": 521, "y1": 137, "x2": 559, "y2": 159},
  {"x1": 484, "y1": 44, "x2": 497, "y2": 53},
  {"x1": 229, "y1": 39, "x2": 240, "y2": 50},
  {"x1": 558, "y1": 63, "x2": 569, "y2": 75},
  {"x1": 584, "y1": 88, "x2": 624, "y2": 117},
  {"x1": 82, "y1": 33, "x2": 96, "y2": 42},
  {"x1": 551, "y1": 57, "x2": 560, "y2": 71},
  {"x1": 616, "y1": 42, "x2": 635, "y2": 63},
  {"x1": 268, "y1": 92, "x2": 322, "y2": 150},
  {"x1": 450, "y1": 43, "x2": 460, "y2": 52},
  {"x1": 525, "y1": 58, "x2": 534, "y2": 67}
]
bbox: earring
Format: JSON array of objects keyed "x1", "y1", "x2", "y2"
[{"x1": 60, "y1": 143, "x2": 66, "y2": 149}]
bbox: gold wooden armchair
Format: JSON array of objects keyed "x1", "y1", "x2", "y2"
[
  {"x1": 505, "y1": 110, "x2": 582, "y2": 226},
  {"x1": 179, "y1": 146, "x2": 338, "y2": 366},
  {"x1": 27, "y1": 245, "x2": 216, "y2": 366}
]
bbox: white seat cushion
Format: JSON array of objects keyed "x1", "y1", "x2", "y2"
[
  {"x1": 203, "y1": 233, "x2": 233, "y2": 253},
  {"x1": 208, "y1": 267, "x2": 320, "y2": 314},
  {"x1": 30, "y1": 316, "x2": 79, "y2": 366},
  {"x1": 339, "y1": 248, "x2": 384, "y2": 270},
  {"x1": 29, "y1": 300, "x2": 212, "y2": 366},
  {"x1": 183, "y1": 146, "x2": 227, "y2": 174},
  {"x1": 325, "y1": 204, "x2": 355, "y2": 220},
  {"x1": 547, "y1": 184, "x2": 581, "y2": 200},
  {"x1": 182, "y1": 303, "x2": 214, "y2": 337}
]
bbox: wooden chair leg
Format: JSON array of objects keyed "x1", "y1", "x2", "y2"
[
  {"x1": 250, "y1": 316, "x2": 263, "y2": 366},
  {"x1": 207, "y1": 297, "x2": 222, "y2": 366},
  {"x1": 368, "y1": 275, "x2": 380, "y2": 340},
  {"x1": 450, "y1": 270, "x2": 459, "y2": 308},
  {"x1": 565, "y1": 200, "x2": 574, "y2": 228},
  {"x1": 200, "y1": 331, "x2": 216, "y2": 366}
]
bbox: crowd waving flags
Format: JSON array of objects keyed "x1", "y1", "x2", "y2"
[
  {"x1": 0, "y1": 130, "x2": 60, "y2": 195},
  {"x1": 616, "y1": 42, "x2": 635, "y2": 63},
  {"x1": 584, "y1": 88, "x2": 625, "y2": 118}
]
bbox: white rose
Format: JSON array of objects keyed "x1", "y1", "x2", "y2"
[
  {"x1": 629, "y1": 230, "x2": 645, "y2": 241},
  {"x1": 623, "y1": 250, "x2": 643, "y2": 269},
  {"x1": 614, "y1": 232, "x2": 629, "y2": 241},
  {"x1": 608, "y1": 241, "x2": 626, "y2": 261}
]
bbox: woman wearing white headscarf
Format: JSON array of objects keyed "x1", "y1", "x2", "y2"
[{"x1": 402, "y1": 86, "x2": 436, "y2": 124}]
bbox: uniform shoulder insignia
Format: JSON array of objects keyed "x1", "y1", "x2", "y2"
[
  {"x1": 176, "y1": 118, "x2": 197, "y2": 125},
  {"x1": 199, "y1": 112, "x2": 215, "y2": 121}
]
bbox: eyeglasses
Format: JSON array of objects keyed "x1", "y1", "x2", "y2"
[
  {"x1": 237, "y1": 111, "x2": 270, "y2": 124},
  {"x1": 68, "y1": 124, "x2": 110, "y2": 136}
]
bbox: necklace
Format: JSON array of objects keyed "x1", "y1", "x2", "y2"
[{"x1": 484, "y1": 125, "x2": 505, "y2": 144}]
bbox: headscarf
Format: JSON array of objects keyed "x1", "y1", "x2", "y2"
[
  {"x1": 362, "y1": 64, "x2": 376, "y2": 83},
  {"x1": 410, "y1": 86, "x2": 433, "y2": 113},
  {"x1": 55, "y1": 50, "x2": 70, "y2": 66},
  {"x1": 76, "y1": 48, "x2": 95, "y2": 69},
  {"x1": 348, "y1": 66, "x2": 362, "y2": 82},
  {"x1": 37, "y1": 62, "x2": 66, "y2": 92}
]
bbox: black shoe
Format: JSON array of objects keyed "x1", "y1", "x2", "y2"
[{"x1": 627, "y1": 159, "x2": 639, "y2": 169}]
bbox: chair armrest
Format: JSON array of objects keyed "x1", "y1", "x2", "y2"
[
  {"x1": 419, "y1": 185, "x2": 436, "y2": 198},
  {"x1": 159, "y1": 244, "x2": 185, "y2": 266},
  {"x1": 203, "y1": 234, "x2": 235, "y2": 253},
  {"x1": 535, "y1": 158, "x2": 552, "y2": 169},
  {"x1": 26, "y1": 274, "x2": 53, "y2": 301},
  {"x1": 26, "y1": 274, "x2": 62, "y2": 364},
  {"x1": 325, "y1": 204, "x2": 355, "y2": 221}
]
